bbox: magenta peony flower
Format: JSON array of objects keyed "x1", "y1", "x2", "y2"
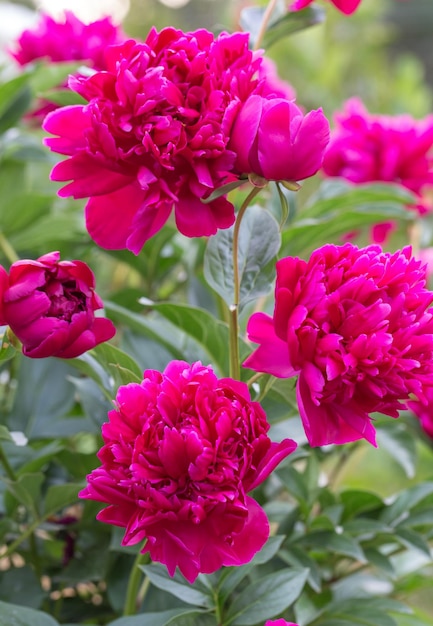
[
  {"x1": 290, "y1": 0, "x2": 362, "y2": 14},
  {"x1": 0, "y1": 251, "x2": 115, "y2": 358},
  {"x1": 80, "y1": 360, "x2": 297, "y2": 582},
  {"x1": 244, "y1": 244, "x2": 433, "y2": 447},
  {"x1": 408, "y1": 389, "x2": 433, "y2": 439},
  {"x1": 10, "y1": 11, "x2": 124, "y2": 69},
  {"x1": 229, "y1": 94, "x2": 330, "y2": 183},
  {"x1": 43, "y1": 28, "x2": 268, "y2": 254},
  {"x1": 265, "y1": 621, "x2": 299, "y2": 626},
  {"x1": 323, "y1": 98, "x2": 433, "y2": 217}
]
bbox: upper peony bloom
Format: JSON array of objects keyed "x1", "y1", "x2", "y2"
[
  {"x1": 290, "y1": 0, "x2": 362, "y2": 14},
  {"x1": 229, "y1": 94, "x2": 330, "y2": 183},
  {"x1": 10, "y1": 11, "x2": 124, "y2": 69},
  {"x1": 0, "y1": 251, "x2": 115, "y2": 358},
  {"x1": 80, "y1": 360, "x2": 297, "y2": 582},
  {"x1": 244, "y1": 243, "x2": 433, "y2": 447},
  {"x1": 323, "y1": 98, "x2": 433, "y2": 220},
  {"x1": 43, "y1": 27, "x2": 268, "y2": 254}
]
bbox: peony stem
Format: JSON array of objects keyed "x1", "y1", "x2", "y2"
[
  {"x1": 0, "y1": 442, "x2": 16, "y2": 481},
  {"x1": 253, "y1": 0, "x2": 280, "y2": 51},
  {"x1": 230, "y1": 187, "x2": 262, "y2": 380},
  {"x1": 0, "y1": 231, "x2": 19, "y2": 265},
  {"x1": 123, "y1": 550, "x2": 150, "y2": 616}
]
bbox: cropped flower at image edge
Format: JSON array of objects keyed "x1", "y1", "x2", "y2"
[
  {"x1": 245, "y1": 243, "x2": 433, "y2": 447},
  {"x1": 0, "y1": 251, "x2": 115, "y2": 358},
  {"x1": 80, "y1": 360, "x2": 297, "y2": 582}
]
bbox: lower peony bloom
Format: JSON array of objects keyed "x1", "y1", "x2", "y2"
[
  {"x1": 244, "y1": 243, "x2": 433, "y2": 447},
  {"x1": 229, "y1": 94, "x2": 329, "y2": 183},
  {"x1": 80, "y1": 360, "x2": 297, "y2": 582},
  {"x1": 290, "y1": 0, "x2": 362, "y2": 14},
  {"x1": 0, "y1": 251, "x2": 115, "y2": 358}
]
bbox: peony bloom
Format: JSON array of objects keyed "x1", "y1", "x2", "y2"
[
  {"x1": 323, "y1": 98, "x2": 433, "y2": 219},
  {"x1": 0, "y1": 251, "x2": 115, "y2": 358},
  {"x1": 265, "y1": 622, "x2": 299, "y2": 626},
  {"x1": 408, "y1": 388, "x2": 433, "y2": 439},
  {"x1": 80, "y1": 360, "x2": 297, "y2": 582},
  {"x1": 10, "y1": 11, "x2": 124, "y2": 69},
  {"x1": 229, "y1": 94, "x2": 330, "y2": 183},
  {"x1": 43, "y1": 28, "x2": 267, "y2": 254},
  {"x1": 290, "y1": 0, "x2": 362, "y2": 15},
  {"x1": 244, "y1": 244, "x2": 433, "y2": 447}
]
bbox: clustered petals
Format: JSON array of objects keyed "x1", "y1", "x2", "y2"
[
  {"x1": 322, "y1": 98, "x2": 433, "y2": 240},
  {"x1": 9, "y1": 11, "x2": 124, "y2": 69},
  {"x1": 80, "y1": 360, "x2": 297, "y2": 582},
  {"x1": 244, "y1": 243, "x2": 433, "y2": 447},
  {"x1": 0, "y1": 251, "x2": 115, "y2": 358},
  {"x1": 43, "y1": 26, "x2": 330, "y2": 253},
  {"x1": 290, "y1": 0, "x2": 362, "y2": 15}
]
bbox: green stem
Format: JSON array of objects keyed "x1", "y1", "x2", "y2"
[
  {"x1": 0, "y1": 232, "x2": 19, "y2": 265},
  {"x1": 123, "y1": 551, "x2": 150, "y2": 616},
  {"x1": 253, "y1": 0, "x2": 279, "y2": 51},
  {"x1": 0, "y1": 442, "x2": 16, "y2": 481},
  {"x1": 230, "y1": 187, "x2": 262, "y2": 380}
]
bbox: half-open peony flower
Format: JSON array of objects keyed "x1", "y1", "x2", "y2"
[
  {"x1": 80, "y1": 360, "x2": 297, "y2": 582},
  {"x1": 43, "y1": 27, "x2": 267, "y2": 254},
  {"x1": 322, "y1": 98, "x2": 433, "y2": 236},
  {"x1": 10, "y1": 10, "x2": 124, "y2": 69},
  {"x1": 244, "y1": 244, "x2": 433, "y2": 447},
  {"x1": 1, "y1": 251, "x2": 115, "y2": 358},
  {"x1": 290, "y1": 0, "x2": 362, "y2": 15},
  {"x1": 229, "y1": 94, "x2": 330, "y2": 183}
]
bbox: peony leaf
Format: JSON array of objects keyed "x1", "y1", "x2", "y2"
[
  {"x1": 262, "y1": 6, "x2": 326, "y2": 49},
  {"x1": 108, "y1": 610, "x2": 214, "y2": 626},
  {"x1": 239, "y1": 0, "x2": 286, "y2": 47},
  {"x1": 0, "y1": 73, "x2": 32, "y2": 133},
  {"x1": 204, "y1": 204, "x2": 281, "y2": 312},
  {"x1": 140, "y1": 564, "x2": 213, "y2": 608},
  {"x1": 226, "y1": 567, "x2": 309, "y2": 625},
  {"x1": 376, "y1": 421, "x2": 418, "y2": 479},
  {"x1": 0, "y1": 601, "x2": 60, "y2": 626},
  {"x1": 43, "y1": 483, "x2": 82, "y2": 517}
]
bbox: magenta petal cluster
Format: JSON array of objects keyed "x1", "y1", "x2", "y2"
[
  {"x1": 0, "y1": 251, "x2": 115, "y2": 358},
  {"x1": 229, "y1": 94, "x2": 330, "y2": 182},
  {"x1": 244, "y1": 243, "x2": 433, "y2": 447},
  {"x1": 43, "y1": 28, "x2": 266, "y2": 254},
  {"x1": 80, "y1": 360, "x2": 297, "y2": 582},
  {"x1": 323, "y1": 98, "x2": 433, "y2": 215},
  {"x1": 10, "y1": 11, "x2": 124, "y2": 69},
  {"x1": 290, "y1": 0, "x2": 362, "y2": 14}
]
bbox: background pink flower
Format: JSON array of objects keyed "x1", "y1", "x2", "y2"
[
  {"x1": 0, "y1": 251, "x2": 115, "y2": 358},
  {"x1": 43, "y1": 28, "x2": 266, "y2": 254},
  {"x1": 10, "y1": 11, "x2": 124, "y2": 69},
  {"x1": 322, "y1": 98, "x2": 433, "y2": 229},
  {"x1": 265, "y1": 621, "x2": 299, "y2": 626},
  {"x1": 230, "y1": 94, "x2": 329, "y2": 183},
  {"x1": 244, "y1": 244, "x2": 433, "y2": 447},
  {"x1": 80, "y1": 360, "x2": 297, "y2": 582},
  {"x1": 290, "y1": 0, "x2": 362, "y2": 14}
]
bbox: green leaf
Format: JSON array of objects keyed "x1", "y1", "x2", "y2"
[
  {"x1": 140, "y1": 564, "x2": 213, "y2": 608},
  {"x1": 43, "y1": 483, "x2": 82, "y2": 517},
  {"x1": 0, "y1": 425, "x2": 13, "y2": 443},
  {"x1": 4, "y1": 472, "x2": 44, "y2": 517},
  {"x1": 204, "y1": 205, "x2": 280, "y2": 311},
  {"x1": 340, "y1": 490, "x2": 385, "y2": 521},
  {"x1": 0, "y1": 74, "x2": 32, "y2": 133},
  {"x1": 226, "y1": 568, "x2": 309, "y2": 625},
  {"x1": 28, "y1": 60, "x2": 83, "y2": 93},
  {"x1": 263, "y1": 6, "x2": 326, "y2": 49},
  {"x1": 279, "y1": 546, "x2": 322, "y2": 592},
  {"x1": 92, "y1": 343, "x2": 143, "y2": 386},
  {"x1": 376, "y1": 421, "x2": 417, "y2": 479},
  {"x1": 364, "y1": 547, "x2": 396, "y2": 577},
  {"x1": 394, "y1": 527, "x2": 432, "y2": 557},
  {"x1": 239, "y1": 0, "x2": 286, "y2": 46},
  {"x1": 9, "y1": 213, "x2": 85, "y2": 250},
  {"x1": 37, "y1": 88, "x2": 86, "y2": 106},
  {"x1": 108, "y1": 611, "x2": 213, "y2": 626},
  {"x1": 380, "y1": 482, "x2": 433, "y2": 526},
  {"x1": 0, "y1": 601, "x2": 59, "y2": 626},
  {"x1": 299, "y1": 531, "x2": 366, "y2": 562}
]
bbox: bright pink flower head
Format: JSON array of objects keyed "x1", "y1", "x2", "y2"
[
  {"x1": 1, "y1": 251, "x2": 115, "y2": 358},
  {"x1": 80, "y1": 360, "x2": 297, "y2": 582},
  {"x1": 265, "y1": 621, "x2": 299, "y2": 626},
  {"x1": 229, "y1": 94, "x2": 330, "y2": 183},
  {"x1": 408, "y1": 388, "x2": 433, "y2": 439},
  {"x1": 244, "y1": 244, "x2": 433, "y2": 447},
  {"x1": 323, "y1": 98, "x2": 433, "y2": 215},
  {"x1": 43, "y1": 28, "x2": 266, "y2": 254},
  {"x1": 10, "y1": 11, "x2": 124, "y2": 69},
  {"x1": 290, "y1": 0, "x2": 362, "y2": 15}
]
